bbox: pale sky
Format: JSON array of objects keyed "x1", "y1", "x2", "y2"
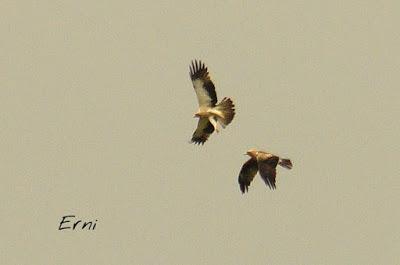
[{"x1": 2, "y1": 1, "x2": 399, "y2": 264}]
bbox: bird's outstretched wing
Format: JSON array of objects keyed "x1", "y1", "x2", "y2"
[
  {"x1": 238, "y1": 158, "x2": 259, "y2": 193},
  {"x1": 189, "y1": 60, "x2": 217, "y2": 107},
  {"x1": 258, "y1": 156, "x2": 279, "y2": 189},
  {"x1": 191, "y1": 117, "x2": 215, "y2": 145}
]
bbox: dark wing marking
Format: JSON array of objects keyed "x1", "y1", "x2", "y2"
[
  {"x1": 191, "y1": 117, "x2": 215, "y2": 145},
  {"x1": 189, "y1": 60, "x2": 217, "y2": 107},
  {"x1": 238, "y1": 158, "x2": 259, "y2": 193},
  {"x1": 258, "y1": 156, "x2": 279, "y2": 190}
]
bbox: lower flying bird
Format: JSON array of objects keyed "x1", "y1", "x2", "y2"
[
  {"x1": 189, "y1": 60, "x2": 235, "y2": 145},
  {"x1": 238, "y1": 149, "x2": 293, "y2": 193}
]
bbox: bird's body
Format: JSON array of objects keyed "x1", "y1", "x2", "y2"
[
  {"x1": 238, "y1": 149, "x2": 293, "y2": 193},
  {"x1": 189, "y1": 60, "x2": 235, "y2": 144}
]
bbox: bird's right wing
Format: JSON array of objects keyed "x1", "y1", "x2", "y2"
[
  {"x1": 191, "y1": 117, "x2": 215, "y2": 145},
  {"x1": 238, "y1": 158, "x2": 259, "y2": 193},
  {"x1": 258, "y1": 156, "x2": 279, "y2": 189},
  {"x1": 189, "y1": 60, "x2": 218, "y2": 107}
]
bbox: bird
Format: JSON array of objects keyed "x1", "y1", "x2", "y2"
[
  {"x1": 189, "y1": 60, "x2": 235, "y2": 145},
  {"x1": 238, "y1": 149, "x2": 293, "y2": 193}
]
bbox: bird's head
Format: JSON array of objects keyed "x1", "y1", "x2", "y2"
[
  {"x1": 245, "y1": 149, "x2": 258, "y2": 158},
  {"x1": 193, "y1": 110, "x2": 206, "y2": 118}
]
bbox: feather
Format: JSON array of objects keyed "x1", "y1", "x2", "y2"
[{"x1": 190, "y1": 60, "x2": 217, "y2": 107}]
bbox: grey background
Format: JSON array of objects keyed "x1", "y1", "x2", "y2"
[{"x1": 1, "y1": 1, "x2": 399, "y2": 264}]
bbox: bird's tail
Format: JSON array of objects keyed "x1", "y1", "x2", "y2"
[
  {"x1": 215, "y1": 97, "x2": 235, "y2": 128},
  {"x1": 278, "y1": 158, "x2": 293, "y2": 170}
]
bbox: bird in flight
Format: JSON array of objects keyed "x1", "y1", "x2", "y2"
[
  {"x1": 189, "y1": 60, "x2": 235, "y2": 145},
  {"x1": 238, "y1": 149, "x2": 293, "y2": 193}
]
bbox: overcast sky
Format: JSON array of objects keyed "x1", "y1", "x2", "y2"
[{"x1": 2, "y1": 1, "x2": 399, "y2": 264}]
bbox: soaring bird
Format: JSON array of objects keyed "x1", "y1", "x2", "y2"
[
  {"x1": 189, "y1": 60, "x2": 235, "y2": 145},
  {"x1": 238, "y1": 149, "x2": 293, "y2": 193}
]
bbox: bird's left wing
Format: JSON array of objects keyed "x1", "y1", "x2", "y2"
[
  {"x1": 189, "y1": 60, "x2": 217, "y2": 107},
  {"x1": 258, "y1": 156, "x2": 279, "y2": 189},
  {"x1": 191, "y1": 117, "x2": 215, "y2": 145},
  {"x1": 238, "y1": 158, "x2": 259, "y2": 193}
]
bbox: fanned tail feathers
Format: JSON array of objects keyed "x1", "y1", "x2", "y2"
[
  {"x1": 278, "y1": 159, "x2": 293, "y2": 169},
  {"x1": 215, "y1": 97, "x2": 235, "y2": 128}
]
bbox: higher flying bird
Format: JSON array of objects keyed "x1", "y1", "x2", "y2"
[
  {"x1": 189, "y1": 60, "x2": 235, "y2": 145},
  {"x1": 238, "y1": 149, "x2": 293, "y2": 193}
]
